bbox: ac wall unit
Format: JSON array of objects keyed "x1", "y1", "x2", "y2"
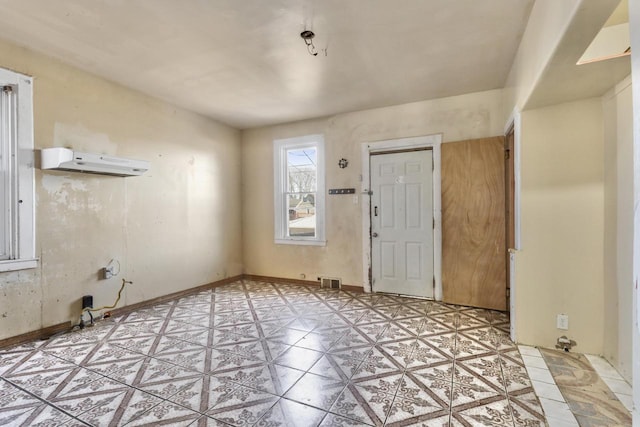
[{"x1": 40, "y1": 147, "x2": 150, "y2": 177}]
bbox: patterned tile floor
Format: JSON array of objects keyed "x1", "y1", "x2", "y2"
[
  {"x1": 0, "y1": 280, "x2": 546, "y2": 426},
  {"x1": 540, "y1": 349, "x2": 632, "y2": 426}
]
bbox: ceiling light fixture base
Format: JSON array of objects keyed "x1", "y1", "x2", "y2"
[{"x1": 300, "y1": 30, "x2": 318, "y2": 56}]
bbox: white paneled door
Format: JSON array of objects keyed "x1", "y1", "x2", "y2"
[{"x1": 370, "y1": 150, "x2": 434, "y2": 298}]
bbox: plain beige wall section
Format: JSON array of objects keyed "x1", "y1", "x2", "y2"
[
  {"x1": 502, "y1": 0, "x2": 580, "y2": 119},
  {"x1": 516, "y1": 98, "x2": 604, "y2": 354},
  {"x1": 0, "y1": 38, "x2": 242, "y2": 340},
  {"x1": 628, "y1": 0, "x2": 640, "y2": 420},
  {"x1": 241, "y1": 89, "x2": 504, "y2": 286},
  {"x1": 602, "y1": 76, "x2": 633, "y2": 383}
]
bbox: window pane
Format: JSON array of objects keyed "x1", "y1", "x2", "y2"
[
  {"x1": 287, "y1": 148, "x2": 316, "y2": 193},
  {"x1": 288, "y1": 193, "x2": 316, "y2": 237}
]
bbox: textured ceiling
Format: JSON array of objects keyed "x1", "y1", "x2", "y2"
[{"x1": 0, "y1": 0, "x2": 535, "y2": 129}]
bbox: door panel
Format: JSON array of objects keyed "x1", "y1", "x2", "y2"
[
  {"x1": 441, "y1": 137, "x2": 506, "y2": 310},
  {"x1": 406, "y1": 242, "x2": 422, "y2": 279},
  {"x1": 406, "y1": 183, "x2": 422, "y2": 228},
  {"x1": 381, "y1": 242, "x2": 396, "y2": 278},
  {"x1": 371, "y1": 150, "x2": 434, "y2": 298},
  {"x1": 380, "y1": 185, "x2": 395, "y2": 228}
]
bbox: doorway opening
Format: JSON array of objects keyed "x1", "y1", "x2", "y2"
[
  {"x1": 360, "y1": 134, "x2": 442, "y2": 299},
  {"x1": 504, "y1": 112, "x2": 521, "y2": 342},
  {"x1": 505, "y1": 125, "x2": 516, "y2": 311}
]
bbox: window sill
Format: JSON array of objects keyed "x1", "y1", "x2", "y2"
[
  {"x1": 0, "y1": 258, "x2": 38, "y2": 272},
  {"x1": 275, "y1": 239, "x2": 326, "y2": 246}
]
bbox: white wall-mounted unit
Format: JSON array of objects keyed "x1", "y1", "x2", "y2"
[{"x1": 40, "y1": 147, "x2": 150, "y2": 177}]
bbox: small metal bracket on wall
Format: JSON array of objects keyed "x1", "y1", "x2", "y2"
[{"x1": 328, "y1": 188, "x2": 356, "y2": 195}]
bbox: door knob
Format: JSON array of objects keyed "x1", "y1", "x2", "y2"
[{"x1": 371, "y1": 232, "x2": 379, "y2": 238}]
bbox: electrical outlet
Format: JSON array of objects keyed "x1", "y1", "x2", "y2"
[
  {"x1": 101, "y1": 266, "x2": 114, "y2": 280},
  {"x1": 101, "y1": 259, "x2": 119, "y2": 280},
  {"x1": 82, "y1": 295, "x2": 93, "y2": 309},
  {"x1": 556, "y1": 314, "x2": 569, "y2": 330}
]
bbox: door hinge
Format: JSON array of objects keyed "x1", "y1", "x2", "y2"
[
  {"x1": 505, "y1": 149, "x2": 510, "y2": 160},
  {"x1": 433, "y1": 218, "x2": 435, "y2": 229},
  {"x1": 433, "y1": 276, "x2": 435, "y2": 288}
]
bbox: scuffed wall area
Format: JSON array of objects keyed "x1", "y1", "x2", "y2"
[
  {"x1": 0, "y1": 38, "x2": 242, "y2": 340},
  {"x1": 516, "y1": 98, "x2": 604, "y2": 355},
  {"x1": 241, "y1": 89, "x2": 504, "y2": 287}
]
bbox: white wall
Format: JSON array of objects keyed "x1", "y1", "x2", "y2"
[
  {"x1": 242, "y1": 89, "x2": 504, "y2": 286},
  {"x1": 502, "y1": 0, "x2": 580, "y2": 120},
  {"x1": 515, "y1": 98, "x2": 604, "y2": 355},
  {"x1": 602, "y1": 76, "x2": 633, "y2": 383},
  {"x1": 0, "y1": 38, "x2": 243, "y2": 340},
  {"x1": 628, "y1": 0, "x2": 640, "y2": 421}
]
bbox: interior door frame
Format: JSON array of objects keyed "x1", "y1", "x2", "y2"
[
  {"x1": 361, "y1": 134, "x2": 443, "y2": 299},
  {"x1": 504, "y1": 109, "x2": 522, "y2": 342}
]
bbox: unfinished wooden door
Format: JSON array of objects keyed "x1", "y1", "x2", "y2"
[{"x1": 441, "y1": 137, "x2": 506, "y2": 310}]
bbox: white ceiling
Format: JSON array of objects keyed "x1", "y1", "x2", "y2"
[{"x1": 0, "y1": 0, "x2": 535, "y2": 129}]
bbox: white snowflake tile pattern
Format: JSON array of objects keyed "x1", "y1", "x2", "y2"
[{"x1": 0, "y1": 279, "x2": 547, "y2": 426}]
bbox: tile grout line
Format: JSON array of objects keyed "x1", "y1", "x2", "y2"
[
  {"x1": 583, "y1": 354, "x2": 633, "y2": 398},
  {"x1": 582, "y1": 353, "x2": 634, "y2": 414},
  {"x1": 6, "y1": 329, "x2": 161, "y2": 424},
  {"x1": 0, "y1": 280, "x2": 546, "y2": 427},
  {"x1": 526, "y1": 345, "x2": 633, "y2": 426},
  {"x1": 0, "y1": 374, "x2": 92, "y2": 426},
  {"x1": 518, "y1": 345, "x2": 579, "y2": 427}
]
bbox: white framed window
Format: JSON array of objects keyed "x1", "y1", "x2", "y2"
[
  {"x1": 273, "y1": 134, "x2": 325, "y2": 245},
  {"x1": 0, "y1": 67, "x2": 36, "y2": 272}
]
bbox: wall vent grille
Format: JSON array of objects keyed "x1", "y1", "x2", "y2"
[{"x1": 319, "y1": 277, "x2": 341, "y2": 289}]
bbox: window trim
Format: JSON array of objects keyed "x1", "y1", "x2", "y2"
[
  {"x1": 0, "y1": 67, "x2": 36, "y2": 272},
  {"x1": 273, "y1": 134, "x2": 325, "y2": 246}
]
